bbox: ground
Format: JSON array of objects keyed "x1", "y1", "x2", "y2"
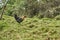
[{"x1": 0, "y1": 15, "x2": 60, "y2": 40}]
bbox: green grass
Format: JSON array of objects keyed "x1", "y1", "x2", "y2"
[{"x1": 0, "y1": 15, "x2": 60, "y2": 40}]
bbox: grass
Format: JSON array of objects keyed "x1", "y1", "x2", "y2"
[{"x1": 0, "y1": 15, "x2": 60, "y2": 40}]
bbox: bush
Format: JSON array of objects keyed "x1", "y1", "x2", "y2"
[
  {"x1": 55, "y1": 15, "x2": 60, "y2": 20},
  {"x1": 0, "y1": 21, "x2": 9, "y2": 31}
]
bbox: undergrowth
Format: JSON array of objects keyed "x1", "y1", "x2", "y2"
[{"x1": 0, "y1": 15, "x2": 60, "y2": 40}]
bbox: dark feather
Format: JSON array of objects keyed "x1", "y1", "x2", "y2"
[{"x1": 14, "y1": 14, "x2": 23, "y2": 23}]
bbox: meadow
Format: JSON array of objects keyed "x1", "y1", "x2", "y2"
[{"x1": 0, "y1": 15, "x2": 60, "y2": 40}]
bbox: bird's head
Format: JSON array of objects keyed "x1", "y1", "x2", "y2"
[{"x1": 21, "y1": 16, "x2": 27, "y2": 19}]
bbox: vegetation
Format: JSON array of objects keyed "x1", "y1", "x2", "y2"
[
  {"x1": 0, "y1": 0, "x2": 60, "y2": 40},
  {"x1": 0, "y1": 15, "x2": 60, "y2": 40}
]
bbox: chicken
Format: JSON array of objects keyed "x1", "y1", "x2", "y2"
[{"x1": 14, "y1": 14, "x2": 26, "y2": 23}]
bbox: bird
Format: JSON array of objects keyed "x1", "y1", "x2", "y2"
[{"x1": 14, "y1": 14, "x2": 26, "y2": 23}]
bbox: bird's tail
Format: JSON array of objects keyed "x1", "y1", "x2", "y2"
[{"x1": 14, "y1": 14, "x2": 18, "y2": 18}]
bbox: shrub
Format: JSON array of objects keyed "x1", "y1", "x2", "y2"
[
  {"x1": 0, "y1": 21, "x2": 9, "y2": 31},
  {"x1": 55, "y1": 15, "x2": 60, "y2": 20}
]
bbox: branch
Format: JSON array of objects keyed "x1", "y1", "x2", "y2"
[{"x1": 0, "y1": 0, "x2": 9, "y2": 20}]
